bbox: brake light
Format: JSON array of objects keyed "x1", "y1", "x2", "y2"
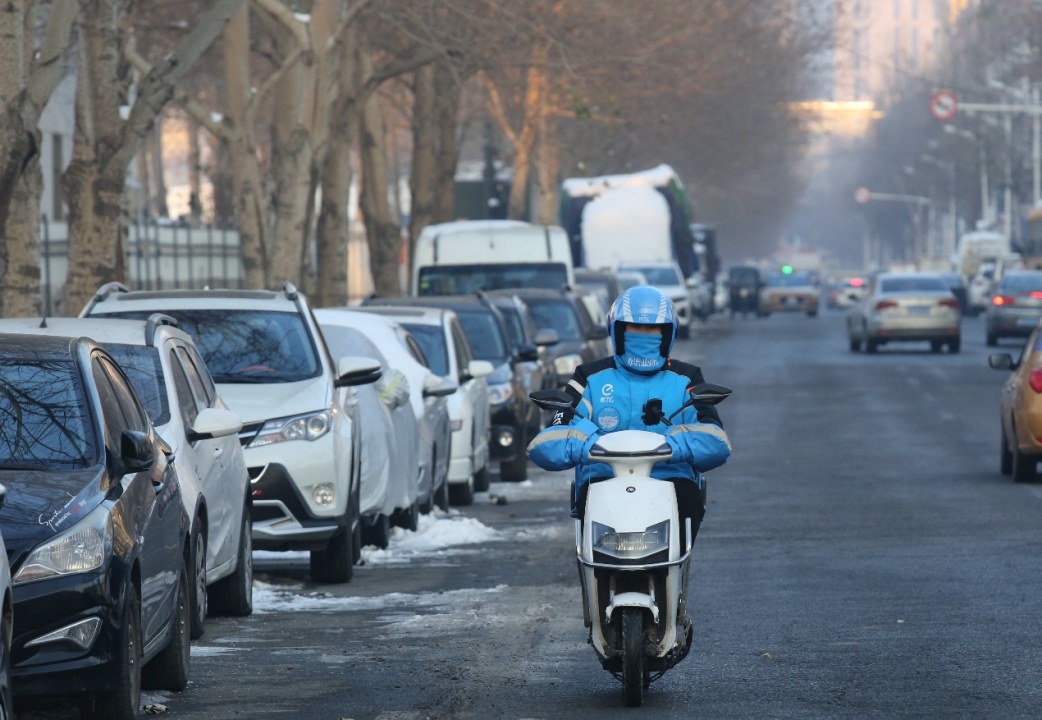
[
  {"x1": 1031, "y1": 292, "x2": 1042, "y2": 299},
  {"x1": 850, "y1": 278, "x2": 864, "y2": 287},
  {"x1": 938, "y1": 298, "x2": 960, "y2": 309},
  {"x1": 1030, "y1": 368, "x2": 1042, "y2": 393},
  {"x1": 875, "y1": 300, "x2": 898, "y2": 310},
  {"x1": 993, "y1": 295, "x2": 1016, "y2": 306}
]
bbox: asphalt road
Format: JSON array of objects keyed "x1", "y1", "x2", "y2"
[{"x1": 22, "y1": 309, "x2": 1042, "y2": 719}]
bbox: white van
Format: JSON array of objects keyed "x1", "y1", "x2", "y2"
[
  {"x1": 954, "y1": 230, "x2": 1010, "y2": 282},
  {"x1": 412, "y1": 220, "x2": 574, "y2": 296}
]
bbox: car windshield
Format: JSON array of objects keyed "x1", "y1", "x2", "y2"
[
  {"x1": 101, "y1": 309, "x2": 321, "y2": 384},
  {"x1": 496, "y1": 305, "x2": 525, "y2": 347},
  {"x1": 1000, "y1": 273, "x2": 1042, "y2": 292},
  {"x1": 526, "y1": 300, "x2": 582, "y2": 341},
  {"x1": 417, "y1": 263, "x2": 569, "y2": 295},
  {"x1": 318, "y1": 326, "x2": 383, "y2": 365},
  {"x1": 100, "y1": 344, "x2": 170, "y2": 426},
  {"x1": 455, "y1": 310, "x2": 509, "y2": 364},
  {"x1": 0, "y1": 359, "x2": 96, "y2": 468},
  {"x1": 625, "y1": 267, "x2": 680, "y2": 286},
  {"x1": 767, "y1": 273, "x2": 812, "y2": 287},
  {"x1": 400, "y1": 323, "x2": 449, "y2": 377},
  {"x1": 879, "y1": 277, "x2": 947, "y2": 293}
]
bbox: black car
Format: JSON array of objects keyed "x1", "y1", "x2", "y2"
[
  {"x1": 728, "y1": 265, "x2": 764, "y2": 317},
  {"x1": 0, "y1": 334, "x2": 189, "y2": 719},
  {"x1": 490, "y1": 288, "x2": 612, "y2": 387},
  {"x1": 365, "y1": 295, "x2": 537, "y2": 482},
  {"x1": 487, "y1": 293, "x2": 561, "y2": 428}
]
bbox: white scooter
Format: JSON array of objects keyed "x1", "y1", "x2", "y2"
[{"x1": 531, "y1": 383, "x2": 730, "y2": 707}]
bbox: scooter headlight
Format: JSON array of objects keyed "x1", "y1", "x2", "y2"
[{"x1": 591, "y1": 520, "x2": 669, "y2": 561}]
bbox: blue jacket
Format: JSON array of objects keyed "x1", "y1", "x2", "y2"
[{"x1": 527, "y1": 357, "x2": 731, "y2": 501}]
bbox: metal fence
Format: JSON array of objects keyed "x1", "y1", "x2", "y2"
[{"x1": 41, "y1": 217, "x2": 244, "y2": 314}]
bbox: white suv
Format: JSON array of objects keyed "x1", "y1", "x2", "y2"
[
  {"x1": 81, "y1": 283, "x2": 381, "y2": 583},
  {"x1": 0, "y1": 314, "x2": 252, "y2": 638},
  {"x1": 617, "y1": 260, "x2": 694, "y2": 337}
]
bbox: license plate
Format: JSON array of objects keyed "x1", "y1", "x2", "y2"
[{"x1": 906, "y1": 305, "x2": 930, "y2": 316}]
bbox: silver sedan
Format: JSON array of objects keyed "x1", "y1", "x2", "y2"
[{"x1": 847, "y1": 272, "x2": 962, "y2": 353}]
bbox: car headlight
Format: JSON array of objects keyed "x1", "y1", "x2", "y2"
[
  {"x1": 488, "y1": 382, "x2": 513, "y2": 406},
  {"x1": 14, "y1": 504, "x2": 113, "y2": 585},
  {"x1": 591, "y1": 520, "x2": 669, "y2": 561},
  {"x1": 249, "y1": 409, "x2": 332, "y2": 448},
  {"x1": 554, "y1": 354, "x2": 583, "y2": 378}
]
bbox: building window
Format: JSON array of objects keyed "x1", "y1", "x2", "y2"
[{"x1": 51, "y1": 133, "x2": 64, "y2": 222}]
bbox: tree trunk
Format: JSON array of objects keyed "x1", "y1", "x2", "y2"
[
  {"x1": 432, "y1": 63, "x2": 461, "y2": 223},
  {"x1": 136, "y1": 138, "x2": 150, "y2": 219},
  {"x1": 3, "y1": 161, "x2": 42, "y2": 316},
  {"x1": 536, "y1": 115, "x2": 559, "y2": 225},
  {"x1": 408, "y1": 64, "x2": 437, "y2": 268},
  {"x1": 151, "y1": 116, "x2": 169, "y2": 218},
  {"x1": 63, "y1": 161, "x2": 125, "y2": 312},
  {"x1": 315, "y1": 124, "x2": 353, "y2": 307},
  {"x1": 359, "y1": 81, "x2": 401, "y2": 297},
  {"x1": 188, "y1": 113, "x2": 202, "y2": 226}
]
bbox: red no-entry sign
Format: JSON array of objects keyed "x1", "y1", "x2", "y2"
[{"x1": 930, "y1": 90, "x2": 958, "y2": 121}]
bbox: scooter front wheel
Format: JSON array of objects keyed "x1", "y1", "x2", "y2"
[{"x1": 621, "y1": 608, "x2": 646, "y2": 707}]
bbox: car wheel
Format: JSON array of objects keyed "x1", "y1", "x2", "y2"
[
  {"x1": 473, "y1": 463, "x2": 490, "y2": 493},
  {"x1": 310, "y1": 524, "x2": 354, "y2": 584},
  {"x1": 363, "y1": 513, "x2": 391, "y2": 550},
  {"x1": 142, "y1": 557, "x2": 191, "y2": 692},
  {"x1": 208, "y1": 501, "x2": 253, "y2": 617},
  {"x1": 435, "y1": 473, "x2": 450, "y2": 512},
  {"x1": 930, "y1": 340, "x2": 943, "y2": 353},
  {"x1": 1012, "y1": 444, "x2": 1037, "y2": 484},
  {"x1": 449, "y1": 477, "x2": 475, "y2": 506},
  {"x1": 188, "y1": 522, "x2": 207, "y2": 640},
  {"x1": 849, "y1": 335, "x2": 861, "y2": 352},
  {"x1": 948, "y1": 337, "x2": 961, "y2": 353},
  {"x1": 865, "y1": 337, "x2": 878, "y2": 353},
  {"x1": 392, "y1": 500, "x2": 419, "y2": 532},
  {"x1": 82, "y1": 583, "x2": 141, "y2": 720},
  {"x1": 1001, "y1": 428, "x2": 1013, "y2": 476}
]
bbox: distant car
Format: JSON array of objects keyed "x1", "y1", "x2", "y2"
[
  {"x1": 967, "y1": 262, "x2": 996, "y2": 315},
  {"x1": 81, "y1": 282, "x2": 382, "y2": 584},
  {"x1": 985, "y1": 270, "x2": 1042, "y2": 346},
  {"x1": 356, "y1": 305, "x2": 493, "y2": 505},
  {"x1": 316, "y1": 309, "x2": 455, "y2": 516},
  {"x1": 827, "y1": 275, "x2": 868, "y2": 309},
  {"x1": 760, "y1": 271, "x2": 820, "y2": 317},
  {"x1": 713, "y1": 278, "x2": 730, "y2": 314},
  {"x1": 0, "y1": 315, "x2": 252, "y2": 640},
  {"x1": 847, "y1": 272, "x2": 961, "y2": 353},
  {"x1": 728, "y1": 265, "x2": 763, "y2": 317},
  {"x1": 615, "y1": 270, "x2": 647, "y2": 293},
  {"x1": 936, "y1": 273, "x2": 970, "y2": 316},
  {"x1": 486, "y1": 293, "x2": 560, "y2": 427},
  {"x1": 989, "y1": 327, "x2": 1042, "y2": 482},
  {"x1": 0, "y1": 334, "x2": 189, "y2": 718},
  {"x1": 491, "y1": 287, "x2": 611, "y2": 387},
  {"x1": 617, "y1": 260, "x2": 694, "y2": 337}
]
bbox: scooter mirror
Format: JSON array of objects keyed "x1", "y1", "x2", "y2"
[
  {"x1": 687, "y1": 382, "x2": 732, "y2": 405},
  {"x1": 529, "y1": 388, "x2": 575, "y2": 412}
]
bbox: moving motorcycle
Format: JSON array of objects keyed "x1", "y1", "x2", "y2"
[{"x1": 530, "y1": 383, "x2": 731, "y2": 707}]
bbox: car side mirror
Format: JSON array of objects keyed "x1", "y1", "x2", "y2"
[
  {"x1": 423, "y1": 373, "x2": 457, "y2": 397},
  {"x1": 120, "y1": 430, "x2": 155, "y2": 472},
  {"x1": 533, "y1": 328, "x2": 559, "y2": 347},
  {"x1": 0, "y1": 483, "x2": 8, "y2": 511},
  {"x1": 988, "y1": 353, "x2": 1016, "y2": 371},
  {"x1": 515, "y1": 343, "x2": 540, "y2": 362},
  {"x1": 587, "y1": 326, "x2": 609, "y2": 341},
  {"x1": 335, "y1": 356, "x2": 382, "y2": 387},
  {"x1": 186, "y1": 407, "x2": 243, "y2": 442},
  {"x1": 465, "y1": 360, "x2": 494, "y2": 381}
]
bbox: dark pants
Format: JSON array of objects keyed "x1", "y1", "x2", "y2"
[{"x1": 573, "y1": 476, "x2": 706, "y2": 545}]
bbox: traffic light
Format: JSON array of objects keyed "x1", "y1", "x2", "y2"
[{"x1": 781, "y1": 264, "x2": 794, "y2": 274}]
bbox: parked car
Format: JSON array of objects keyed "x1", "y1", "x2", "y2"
[
  {"x1": 617, "y1": 260, "x2": 695, "y2": 337},
  {"x1": 847, "y1": 272, "x2": 962, "y2": 353},
  {"x1": 487, "y1": 292, "x2": 560, "y2": 413},
  {"x1": 0, "y1": 315, "x2": 252, "y2": 640},
  {"x1": 985, "y1": 270, "x2": 1042, "y2": 346},
  {"x1": 366, "y1": 295, "x2": 537, "y2": 482},
  {"x1": 713, "y1": 277, "x2": 730, "y2": 314},
  {"x1": 0, "y1": 334, "x2": 189, "y2": 718},
  {"x1": 316, "y1": 312, "x2": 426, "y2": 546},
  {"x1": 760, "y1": 271, "x2": 820, "y2": 316},
  {"x1": 0, "y1": 486, "x2": 12, "y2": 720},
  {"x1": 614, "y1": 270, "x2": 648, "y2": 293},
  {"x1": 491, "y1": 287, "x2": 611, "y2": 387},
  {"x1": 316, "y1": 309, "x2": 455, "y2": 516},
  {"x1": 989, "y1": 332, "x2": 1042, "y2": 483},
  {"x1": 356, "y1": 306, "x2": 492, "y2": 505},
  {"x1": 685, "y1": 270, "x2": 712, "y2": 319},
  {"x1": 574, "y1": 268, "x2": 623, "y2": 309},
  {"x1": 728, "y1": 265, "x2": 764, "y2": 317},
  {"x1": 80, "y1": 282, "x2": 381, "y2": 584}
]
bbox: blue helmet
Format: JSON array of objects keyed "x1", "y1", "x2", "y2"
[{"x1": 607, "y1": 285, "x2": 679, "y2": 358}]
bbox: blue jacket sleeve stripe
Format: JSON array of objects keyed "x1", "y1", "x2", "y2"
[{"x1": 668, "y1": 423, "x2": 732, "y2": 452}]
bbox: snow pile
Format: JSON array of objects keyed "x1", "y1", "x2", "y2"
[{"x1": 361, "y1": 510, "x2": 501, "y2": 566}]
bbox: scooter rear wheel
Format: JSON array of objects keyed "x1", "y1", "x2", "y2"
[{"x1": 621, "y1": 608, "x2": 646, "y2": 707}]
